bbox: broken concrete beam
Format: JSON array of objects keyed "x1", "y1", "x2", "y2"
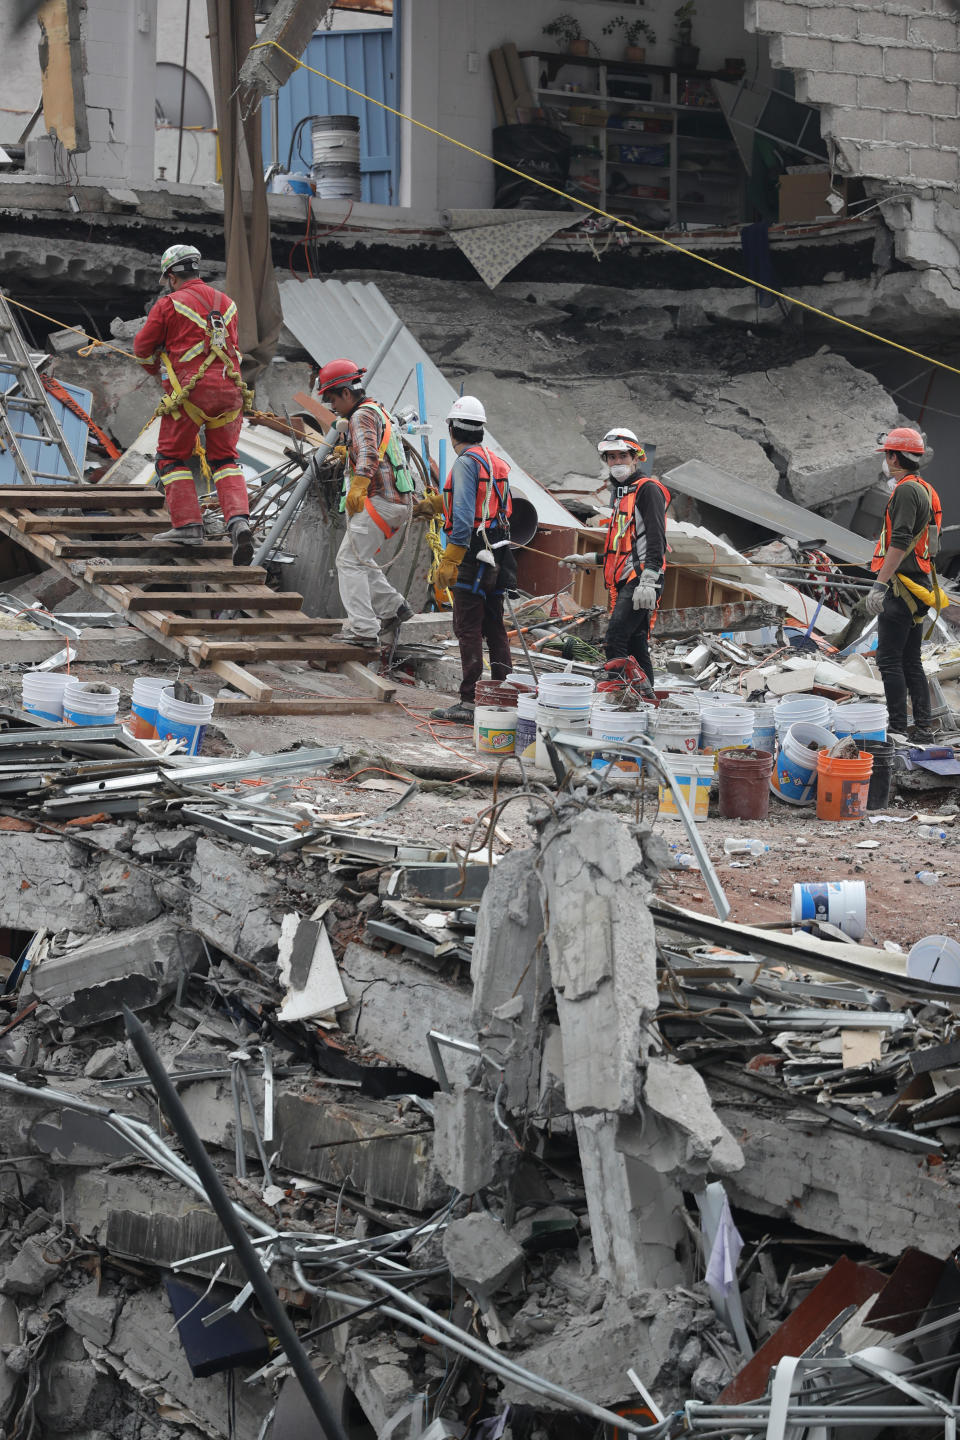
[
  {"x1": 0, "y1": 628, "x2": 167, "y2": 665},
  {"x1": 432, "y1": 1085, "x2": 499, "y2": 1194},
  {"x1": 96, "y1": 855, "x2": 162, "y2": 928},
  {"x1": 0, "y1": 833, "x2": 99, "y2": 932},
  {"x1": 656, "y1": 600, "x2": 786, "y2": 640},
  {"x1": 341, "y1": 1335, "x2": 419, "y2": 1440},
  {"x1": 188, "y1": 837, "x2": 282, "y2": 963},
  {"x1": 0, "y1": 1236, "x2": 60, "y2": 1297},
  {"x1": 442, "y1": 1213, "x2": 524, "y2": 1301},
  {"x1": 23, "y1": 917, "x2": 202, "y2": 1025},
  {"x1": 642, "y1": 1058, "x2": 743, "y2": 1185},
  {"x1": 339, "y1": 941, "x2": 473, "y2": 1082},
  {"x1": 239, "y1": 0, "x2": 333, "y2": 95},
  {"x1": 64, "y1": 1283, "x2": 120, "y2": 1347},
  {"x1": 276, "y1": 1090, "x2": 445, "y2": 1211},
  {"x1": 8, "y1": 565, "x2": 78, "y2": 610},
  {"x1": 63, "y1": 1170, "x2": 234, "y2": 1281}
]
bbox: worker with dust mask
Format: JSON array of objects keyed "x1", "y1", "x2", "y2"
[
  {"x1": 864, "y1": 427, "x2": 942, "y2": 743},
  {"x1": 562, "y1": 428, "x2": 669, "y2": 685},
  {"x1": 315, "y1": 358, "x2": 414, "y2": 649},
  {"x1": 415, "y1": 396, "x2": 517, "y2": 724},
  {"x1": 133, "y1": 245, "x2": 254, "y2": 565}
]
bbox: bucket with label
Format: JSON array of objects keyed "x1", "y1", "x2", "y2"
[
  {"x1": 832, "y1": 701, "x2": 887, "y2": 742},
  {"x1": 718, "y1": 748, "x2": 774, "y2": 821},
  {"x1": 650, "y1": 703, "x2": 701, "y2": 755},
  {"x1": 129, "y1": 676, "x2": 169, "y2": 740},
  {"x1": 770, "y1": 721, "x2": 834, "y2": 805},
  {"x1": 658, "y1": 754, "x2": 715, "y2": 822},
  {"x1": 473, "y1": 680, "x2": 518, "y2": 756},
  {"x1": 590, "y1": 701, "x2": 648, "y2": 774},
  {"x1": 21, "y1": 671, "x2": 69, "y2": 723},
  {"x1": 534, "y1": 697, "x2": 590, "y2": 770},
  {"x1": 816, "y1": 747, "x2": 874, "y2": 821},
  {"x1": 699, "y1": 704, "x2": 754, "y2": 754},
  {"x1": 514, "y1": 690, "x2": 538, "y2": 763},
  {"x1": 863, "y1": 737, "x2": 895, "y2": 810},
  {"x1": 774, "y1": 695, "x2": 833, "y2": 740},
  {"x1": 791, "y1": 880, "x2": 866, "y2": 940},
  {"x1": 155, "y1": 686, "x2": 214, "y2": 756},
  {"x1": 751, "y1": 703, "x2": 776, "y2": 757},
  {"x1": 62, "y1": 678, "x2": 120, "y2": 727}
]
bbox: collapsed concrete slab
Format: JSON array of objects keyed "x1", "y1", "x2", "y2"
[
  {"x1": 443, "y1": 1213, "x2": 524, "y2": 1302},
  {"x1": 432, "y1": 1085, "x2": 500, "y2": 1194},
  {"x1": 338, "y1": 940, "x2": 473, "y2": 1081},
  {"x1": 188, "y1": 837, "x2": 282, "y2": 963},
  {"x1": 0, "y1": 833, "x2": 99, "y2": 931}
]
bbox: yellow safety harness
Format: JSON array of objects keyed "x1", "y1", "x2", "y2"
[{"x1": 156, "y1": 295, "x2": 254, "y2": 429}]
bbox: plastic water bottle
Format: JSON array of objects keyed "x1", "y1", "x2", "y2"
[
  {"x1": 916, "y1": 871, "x2": 940, "y2": 885},
  {"x1": 676, "y1": 853, "x2": 700, "y2": 870},
  {"x1": 918, "y1": 826, "x2": 948, "y2": 841},
  {"x1": 723, "y1": 837, "x2": 770, "y2": 856}
]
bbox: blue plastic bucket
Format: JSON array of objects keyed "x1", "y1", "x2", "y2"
[
  {"x1": 770, "y1": 721, "x2": 834, "y2": 806},
  {"x1": 155, "y1": 686, "x2": 214, "y2": 756}
]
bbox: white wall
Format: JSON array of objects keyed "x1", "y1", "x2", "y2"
[{"x1": 403, "y1": 0, "x2": 771, "y2": 210}]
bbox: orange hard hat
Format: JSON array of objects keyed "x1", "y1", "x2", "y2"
[
  {"x1": 877, "y1": 426, "x2": 925, "y2": 454},
  {"x1": 316, "y1": 358, "x2": 366, "y2": 395}
]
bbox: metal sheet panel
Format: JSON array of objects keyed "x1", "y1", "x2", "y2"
[
  {"x1": 0, "y1": 374, "x2": 90, "y2": 484},
  {"x1": 663, "y1": 458, "x2": 874, "y2": 564},
  {"x1": 278, "y1": 278, "x2": 581, "y2": 531},
  {"x1": 265, "y1": 25, "x2": 397, "y2": 204}
]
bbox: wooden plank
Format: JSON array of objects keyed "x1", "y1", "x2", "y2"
[
  {"x1": 199, "y1": 638, "x2": 369, "y2": 662},
  {"x1": 123, "y1": 588, "x2": 305, "y2": 613},
  {"x1": 213, "y1": 697, "x2": 391, "y2": 716},
  {"x1": 53, "y1": 538, "x2": 233, "y2": 558},
  {"x1": 210, "y1": 659, "x2": 273, "y2": 703},
  {"x1": 0, "y1": 488, "x2": 165, "y2": 509},
  {"x1": 161, "y1": 616, "x2": 333, "y2": 636},
  {"x1": 18, "y1": 513, "x2": 171, "y2": 534},
  {"x1": 338, "y1": 658, "x2": 397, "y2": 702},
  {"x1": 503, "y1": 42, "x2": 535, "y2": 111},
  {"x1": 84, "y1": 563, "x2": 268, "y2": 584}
]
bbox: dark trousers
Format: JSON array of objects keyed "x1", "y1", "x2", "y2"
[
  {"x1": 604, "y1": 579, "x2": 654, "y2": 684},
  {"x1": 452, "y1": 579, "x2": 512, "y2": 704},
  {"x1": 876, "y1": 590, "x2": 930, "y2": 731}
]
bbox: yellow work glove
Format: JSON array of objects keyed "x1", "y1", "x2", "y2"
[
  {"x1": 436, "y1": 542, "x2": 466, "y2": 592},
  {"x1": 345, "y1": 475, "x2": 370, "y2": 517},
  {"x1": 413, "y1": 492, "x2": 445, "y2": 520},
  {"x1": 332, "y1": 444, "x2": 348, "y2": 468}
]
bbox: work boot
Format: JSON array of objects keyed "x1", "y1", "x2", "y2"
[
  {"x1": 381, "y1": 602, "x2": 415, "y2": 635},
  {"x1": 227, "y1": 516, "x2": 254, "y2": 567},
  {"x1": 154, "y1": 523, "x2": 204, "y2": 546},
  {"x1": 339, "y1": 631, "x2": 380, "y2": 650},
  {"x1": 430, "y1": 701, "x2": 475, "y2": 724},
  {"x1": 908, "y1": 723, "x2": 936, "y2": 745}
]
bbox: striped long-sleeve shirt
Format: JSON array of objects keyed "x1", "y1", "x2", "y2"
[{"x1": 348, "y1": 400, "x2": 404, "y2": 504}]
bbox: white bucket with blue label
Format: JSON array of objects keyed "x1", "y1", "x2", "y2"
[
  {"x1": 62, "y1": 678, "x2": 120, "y2": 726},
  {"x1": 770, "y1": 721, "x2": 834, "y2": 805},
  {"x1": 791, "y1": 880, "x2": 866, "y2": 940},
  {"x1": 155, "y1": 686, "x2": 214, "y2": 756},
  {"x1": 21, "y1": 671, "x2": 69, "y2": 723}
]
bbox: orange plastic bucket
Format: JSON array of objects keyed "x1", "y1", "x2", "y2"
[{"x1": 816, "y1": 749, "x2": 874, "y2": 821}]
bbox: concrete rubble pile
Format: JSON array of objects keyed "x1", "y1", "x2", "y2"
[{"x1": 0, "y1": 705, "x2": 957, "y2": 1439}]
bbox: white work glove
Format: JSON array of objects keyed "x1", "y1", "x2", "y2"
[
  {"x1": 334, "y1": 416, "x2": 350, "y2": 434},
  {"x1": 864, "y1": 581, "x2": 887, "y2": 618},
  {"x1": 561, "y1": 553, "x2": 598, "y2": 568},
  {"x1": 632, "y1": 568, "x2": 660, "y2": 611}
]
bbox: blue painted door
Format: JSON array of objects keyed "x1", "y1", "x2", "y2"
[{"x1": 266, "y1": 16, "x2": 398, "y2": 205}]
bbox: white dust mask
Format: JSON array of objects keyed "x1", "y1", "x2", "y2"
[{"x1": 609, "y1": 463, "x2": 632, "y2": 482}]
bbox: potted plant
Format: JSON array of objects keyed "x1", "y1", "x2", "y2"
[
  {"x1": 543, "y1": 14, "x2": 591, "y2": 57},
  {"x1": 674, "y1": 1, "x2": 699, "y2": 69},
  {"x1": 602, "y1": 14, "x2": 656, "y2": 64}
]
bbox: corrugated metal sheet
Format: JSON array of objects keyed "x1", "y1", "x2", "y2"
[
  {"x1": 663, "y1": 458, "x2": 873, "y2": 565},
  {"x1": 265, "y1": 26, "x2": 397, "y2": 204},
  {"x1": 278, "y1": 278, "x2": 581, "y2": 531},
  {"x1": 0, "y1": 373, "x2": 90, "y2": 484}
]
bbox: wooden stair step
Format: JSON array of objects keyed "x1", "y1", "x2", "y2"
[
  {"x1": 18, "y1": 513, "x2": 172, "y2": 534},
  {"x1": 54, "y1": 538, "x2": 233, "y2": 557},
  {"x1": 122, "y1": 587, "x2": 304, "y2": 613},
  {"x1": 199, "y1": 639, "x2": 372, "y2": 662},
  {"x1": 0, "y1": 488, "x2": 164, "y2": 509},
  {"x1": 85, "y1": 562, "x2": 267, "y2": 584},
  {"x1": 161, "y1": 616, "x2": 333, "y2": 636}
]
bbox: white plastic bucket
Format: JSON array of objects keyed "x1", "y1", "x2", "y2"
[
  {"x1": 129, "y1": 676, "x2": 169, "y2": 740},
  {"x1": 770, "y1": 721, "x2": 834, "y2": 805},
  {"x1": 774, "y1": 695, "x2": 833, "y2": 739},
  {"x1": 791, "y1": 880, "x2": 867, "y2": 941},
  {"x1": 505, "y1": 671, "x2": 537, "y2": 694},
  {"x1": 474, "y1": 704, "x2": 517, "y2": 756},
  {"x1": 536, "y1": 673, "x2": 594, "y2": 708},
  {"x1": 514, "y1": 690, "x2": 538, "y2": 762},
  {"x1": 832, "y1": 701, "x2": 888, "y2": 742},
  {"x1": 534, "y1": 697, "x2": 589, "y2": 770},
  {"x1": 650, "y1": 704, "x2": 701, "y2": 755},
  {"x1": 62, "y1": 678, "x2": 120, "y2": 727},
  {"x1": 658, "y1": 754, "x2": 716, "y2": 822},
  {"x1": 21, "y1": 671, "x2": 69, "y2": 723},
  {"x1": 907, "y1": 934, "x2": 960, "y2": 987},
  {"x1": 752, "y1": 703, "x2": 776, "y2": 756},
  {"x1": 590, "y1": 703, "x2": 648, "y2": 774},
  {"x1": 311, "y1": 116, "x2": 361, "y2": 200},
  {"x1": 699, "y1": 704, "x2": 754, "y2": 754},
  {"x1": 155, "y1": 686, "x2": 214, "y2": 756}
]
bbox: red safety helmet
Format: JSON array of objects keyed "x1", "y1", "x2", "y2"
[
  {"x1": 316, "y1": 358, "x2": 366, "y2": 395},
  {"x1": 876, "y1": 426, "x2": 925, "y2": 454}
]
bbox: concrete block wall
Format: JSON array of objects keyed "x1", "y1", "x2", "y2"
[
  {"x1": 746, "y1": 0, "x2": 960, "y2": 189},
  {"x1": 68, "y1": 0, "x2": 157, "y2": 185}
]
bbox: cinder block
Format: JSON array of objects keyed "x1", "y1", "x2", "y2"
[
  {"x1": 796, "y1": 72, "x2": 858, "y2": 107},
  {"x1": 858, "y1": 12, "x2": 908, "y2": 43},
  {"x1": 812, "y1": 7, "x2": 858, "y2": 41},
  {"x1": 909, "y1": 148, "x2": 960, "y2": 185},
  {"x1": 884, "y1": 112, "x2": 935, "y2": 146},
  {"x1": 858, "y1": 145, "x2": 912, "y2": 181},
  {"x1": 907, "y1": 80, "x2": 959, "y2": 116},
  {"x1": 834, "y1": 110, "x2": 883, "y2": 143},
  {"x1": 747, "y1": 0, "x2": 804, "y2": 38},
  {"x1": 934, "y1": 51, "x2": 960, "y2": 84},
  {"x1": 908, "y1": 16, "x2": 960, "y2": 50},
  {"x1": 935, "y1": 116, "x2": 960, "y2": 149},
  {"x1": 831, "y1": 40, "x2": 883, "y2": 77},
  {"x1": 858, "y1": 76, "x2": 908, "y2": 110},
  {"x1": 884, "y1": 45, "x2": 934, "y2": 82},
  {"x1": 768, "y1": 34, "x2": 835, "y2": 71}
]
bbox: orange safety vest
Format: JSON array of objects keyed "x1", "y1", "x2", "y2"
[
  {"x1": 442, "y1": 445, "x2": 513, "y2": 534},
  {"x1": 871, "y1": 475, "x2": 941, "y2": 575},
  {"x1": 602, "y1": 476, "x2": 671, "y2": 593}
]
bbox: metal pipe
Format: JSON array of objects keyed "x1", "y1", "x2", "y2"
[
  {"x1": 123, "y1": 1007, "x2": 350, "y2": 1440},
  {"x1": 175, "y1": 0, "x2": 191, "y2": 185}
]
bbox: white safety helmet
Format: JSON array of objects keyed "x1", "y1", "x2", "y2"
[
  {"x1": 447, "y1": 395, "x2": 486, "y2": 426},
  {"x1": 160, "y1": 244, "x2": 202, "y2": 279},
  {"x1": 598, "y1": 427, "x2": 645, "y2": 460}
]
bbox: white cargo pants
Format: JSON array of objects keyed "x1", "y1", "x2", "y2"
[{"x1": 335, "y1": 496, "x2": 409, "y2": 640}]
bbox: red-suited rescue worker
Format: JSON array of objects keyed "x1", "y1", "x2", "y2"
[
  {"x1": 864, "y1": 426, "x2": 942, "y2": 743},
  {"x1": 316, "y1": 358, "x2": 414, "y2": 648},
  {"x1": 415, "y1": 396, "x2": 517, "y2": 724},
  {"x1": 134, "y1": 245, "x2": 254, "y2": 565},
  {"x1": 563, "y1": 428, "x2": 668, "y2": 684}
]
